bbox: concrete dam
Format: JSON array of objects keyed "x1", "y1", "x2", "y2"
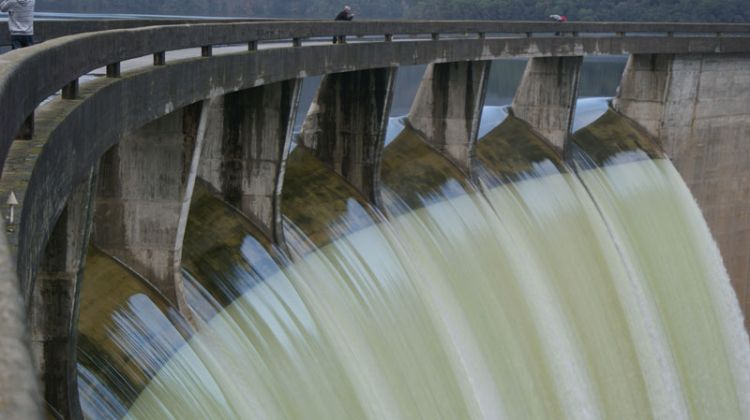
[{"x1": 1, "y1": 19, "x2": 750, "y2": 419}]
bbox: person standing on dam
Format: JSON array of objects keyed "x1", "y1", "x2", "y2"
[
  {"x1": 333, "y1": 5, "x2": 354, "y2": 44},
  {"x1": 1, "y1": 0, "x2": 35, "y2": 49}
]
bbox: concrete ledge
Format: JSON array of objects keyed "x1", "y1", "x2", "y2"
[{"x1": 1, "y1": 20, "x2": 749, "y2": 173}]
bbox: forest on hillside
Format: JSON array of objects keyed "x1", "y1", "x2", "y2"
[{"x1": 36, "y1": 0, "x2": 749, "y2": 22}]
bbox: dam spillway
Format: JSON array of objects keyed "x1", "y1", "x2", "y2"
[
  {"x1": 1, "y1": 20, "x2": 750, "y2": 419},
  {"x1": 71, "y1": 110, "x2": 750, "y2": 419}
]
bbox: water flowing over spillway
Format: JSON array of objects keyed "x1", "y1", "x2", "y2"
[{"x1": 78, "y1": 110, "x2": 750, "y2": 419}]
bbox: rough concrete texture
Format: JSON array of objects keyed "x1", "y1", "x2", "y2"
[
  {"x1": 31, "y1": 170, "x2": 96, "y2": 419},
  {"x1": 615, "y1": 52, "x2": 750, "y2": 332},
  {"x1": 3, "y1": 30, "x2": 750, "y2": 346},
  {"x1": 407, "y1": 61, "x2": 490, "y2": 172},
  {"x1": 92, "y1": 102, "x2": 208, "y2": 315},
  {"x1": 2, "y1": 25, "x2": 749, "y2": 175},
  {"x1": 613, "y1": 54, "x2": 674, "y2": 137},
  {"x1": 202, "y1": 80, "x2": 301, "y2": 243},
  {"x1": 0, "y1": 223, "x2": 41, "y2": 419},
  {"x1": 302, "y1": 68, "x2": 396, "y2": 205},
  {"x1": 512, "y1": 56, "x2": 583, "y2": 150},
  {"x1": 660, "y1": 54, "x2": 750, "y2": 332}
]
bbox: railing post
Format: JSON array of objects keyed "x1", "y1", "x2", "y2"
[
  {"x1": 106, "y1": 63, "x2": 121, "y2": 78},
  {"x1": 478, "y1": 32, "x2": 486, "y2": 40},
  {"x1": 526, "y1": 32, "x2": 532, "y2": 38},
  {"x1": 384, "y1": 34, "x2": 393, "y2": 42},
  {"x1": 431, "y1": 33, "x2": 440, "y2": 41},
  {"x1": 292, "y1": 37, "x2": 302, "y2": 47},
  {"x1": 61, "y1": 79, "x2": 79, "y2": 100},
  {"x1": 248, "y1": 40, "x2": 257, "y2": 51},
  {"x1": 201, "y1": 45, "x2": 212, "y2": 57},
  {"x1": 153, "y1": 51, "x2": 166, "y2": 66}
]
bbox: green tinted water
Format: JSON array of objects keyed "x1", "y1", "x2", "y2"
[{"x1": 121, "y1": 127, "x2": 750, "y2": 419}]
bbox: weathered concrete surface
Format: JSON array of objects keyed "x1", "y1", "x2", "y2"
[
  {"x1": 3, "y1": 24, "x2": 749, "y2": 176},
  {"x1": 407, "y1": 61, "x2": 490, "y2": 172},
  {"x1": 199, "y1": 80, "x2": 301, "y2": 243},
  {"x1": 662, "y1": 54, "x2": 750, "y2": 332},
  {"x1": 0, "y1": 19, "x2": 266, "y2": 47},
  {"x1": 0, "y1": 225, "x2": 41, "y2": 419},
  {"x1": 92, "y1": 101, "x2": 209, "y2": 315},
  {"x1": 613, "y1": 54, "x2": 674, "y2": 137},
  {"x1": 301, "y1": 68, "x2": 396, "y2": 205},
  {"x1": 30, "y1": 169, "x2": 96, "y2": 420},
  {"x1": 616, "y1": 52, "x2": 750, "y2": 331},
  {"x1": 6, "y1": 34, "x2": 750, "y2": 334},
  {"x1": 511, "y1": 56, "x2": 583, "y2": 149}
]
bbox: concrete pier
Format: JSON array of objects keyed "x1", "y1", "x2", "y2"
[
  {"x1": 613, "y1": 54, "x2": 673, "y2": 137},
  {"x1": 407, "y1": 61, "x2": 490, "y2": 172},
  {"x1": 301, "y1": 68, "x2": 396, "y2": 205},
  {"x1": 30, "y1": 170, "x2": 96, "y2": 419},
  {"x1": 198, "y1": 80, "x2": 301, "y2": 243},
  {"x1": 92, "y1": 102, "x2": 210, "y2": 316},
  {"x1": 615, "y1": 52, "x2": 750, "y2": 330},
  {"x1": 511, "y1": 57, "x2": 583, "y2": 149}
]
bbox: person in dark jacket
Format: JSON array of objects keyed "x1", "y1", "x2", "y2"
[{"x1": 333, "y1": 5, "x2": 354, "y2": 44}]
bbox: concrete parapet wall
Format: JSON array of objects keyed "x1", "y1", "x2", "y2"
[
  {"x1": 511, "y1": 56, "x2": 583, "y2": 149},
  {"x1": 302, "y1": 68, "x2": 396, "y2": 205},
  {"x1": 407, "y1": 61, "x2": 490, "y2": 172}
]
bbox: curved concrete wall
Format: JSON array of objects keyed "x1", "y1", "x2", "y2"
[{"x1": 10, "y1": 34, "x2": 750, "y2": 306}]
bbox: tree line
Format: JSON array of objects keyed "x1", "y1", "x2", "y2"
[{"x1": 37, "y1": 0, "x2": 749, "y2": 22}]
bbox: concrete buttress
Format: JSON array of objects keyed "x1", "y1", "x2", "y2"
[
  {"x1": 301, "y1": 68, "x2": 397, "y2": 206},
  {"x1": 407, "y1": 61, "x2": 491, "y2": 173},
  {"x1": 511, "y1": 56, "x2": 583, "y2": 150},
  {"x1": 615, "y1": 53, "x2": 750, "y2": 331},
  {"x1": 31, "y1": 168, "x2": 97, "y2": 420},
  {"x1": 198, "y1": 80, "x2": 301, "y2": 243},
  {"x1": 92, "y1": 100, "x2": 212, "y2": 317},
  {"x1": 613, "y1": 54, "x2": 674, "y2": 137}
]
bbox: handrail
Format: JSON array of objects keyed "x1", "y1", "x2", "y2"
[
  {"x1": 1, "y1": 20, "x2": 749, "y2": 172},
  {"x1": 0, "y1": 18, "x2": 279, "y2": 46}
]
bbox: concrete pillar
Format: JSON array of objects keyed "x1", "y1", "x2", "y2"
[
  {"x1": 612, "y1": 54, "x2": 673, "y2": 137},
  {"x1": 511, "y1": 56, "x2": 583, "y2": 149},
  {"x1": 199, "y1": 80, "x2": 301, "y2": 243},
  {"x1": 93, "y1": 100, "x2": 211, "y2": 316},
  {"x1": 29, "y1": 168, "x2": 96, "y2": 420},
  {"x1": 665, "y1": 54, "x2": 750, "y2": 330},
  {"x1": 0, "y1": 222, "x2": 42, "y2": 419},
  {"x1": 407, "y1": 61, "x2": 491, "y2": 172},
  {"x1": 301, "y1": 68, "x2": 397, "y2": 205}
]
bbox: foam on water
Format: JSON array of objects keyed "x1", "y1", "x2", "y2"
[{"x1": 122, "y1": 156, "x2": 750, "y2": 419}]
